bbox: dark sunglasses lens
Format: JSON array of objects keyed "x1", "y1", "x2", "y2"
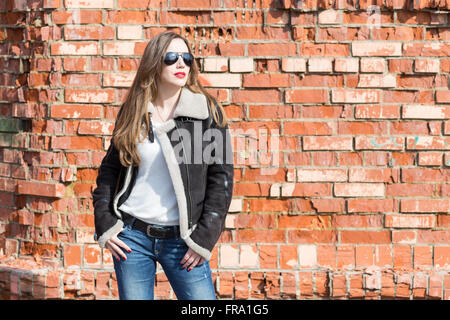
[
  {"x1": 182, "y1": 53, "x2": 193, "y2": 66},
  {"x1": 164, "y1": 52, "x2": 193, "y2": 66}
]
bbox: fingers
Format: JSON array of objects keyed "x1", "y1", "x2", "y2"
[
  {"x1": 106, "y1": 236, "x2": 132, "y2": 262},
  {"x1": 112, "y1": 236, "x2": 132, "y2": 253},
  {"x1": 180, "y1": 248, "x2": 205, "y2": 271}
]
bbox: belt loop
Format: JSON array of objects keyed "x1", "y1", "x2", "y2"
[{"x1": 130, "y1": 216, "x2": 137, "y2": 229}]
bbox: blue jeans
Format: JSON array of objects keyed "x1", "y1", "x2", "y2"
[{"x1": 113, "y1": 218, "x2": 216, "y2": 300}]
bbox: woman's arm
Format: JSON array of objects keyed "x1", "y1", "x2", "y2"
[
  {"x1": 92, "y1": 139, "x2": 125, "y2": 248},
  {"x1": 187, "y1": 107, "x2": 234, "y2": 260}
]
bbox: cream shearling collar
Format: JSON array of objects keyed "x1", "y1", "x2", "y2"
[{"x1": 147, "y1": 87, "x2": 209, "y2": 120}]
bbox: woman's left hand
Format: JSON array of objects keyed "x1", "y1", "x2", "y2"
[{"x1": 180, "y1": 248, "x2": 205, "y2": 271}]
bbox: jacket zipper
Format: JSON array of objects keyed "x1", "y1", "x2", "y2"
[{"x1": 174, "y1": 119, "x2": 193, "y2": 228}]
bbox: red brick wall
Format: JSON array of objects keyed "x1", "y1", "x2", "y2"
[{"x1": 0, "y1": 0, "x2": 449, "y2": 299}]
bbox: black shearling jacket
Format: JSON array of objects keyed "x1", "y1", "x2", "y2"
[{"x1": 92, "y1": 87, "x2": 234, "y2": 260}]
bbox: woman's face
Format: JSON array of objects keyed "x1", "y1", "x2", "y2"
[{"x1": 158, "y1": 38, "x2": 191, "y2": 89}]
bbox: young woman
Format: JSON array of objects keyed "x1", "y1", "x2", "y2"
[{"x1": 92, "y1": 31, "x2": 234, "y2": 300}]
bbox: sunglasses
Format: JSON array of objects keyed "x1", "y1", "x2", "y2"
[{"x1": 163, "y1": 52, "x2": 193, "y2": 67}]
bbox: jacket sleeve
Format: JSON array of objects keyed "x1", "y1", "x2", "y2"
[
  {"x1": 188, "y1": 107, "x2": 234, "y2": 260},
  {"x1": 92, "y1": 139, "x2": 124, "y2": 248}
]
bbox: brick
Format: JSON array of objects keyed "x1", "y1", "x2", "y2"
[
  {"x1": 308, "y1": 57, "x2": 333, "y2": 72},
  {"x1": 402, "y1": 104, "x2": 447, "y2": 119},
  {"x1": 83, "y1": 244, "x2": 101, "y2": 268},
  {"x1": 302, "y1": 136, "x2": 352, "y2": 150},
  {"x1": 200, "y1": 73, "x2": 241, "y2": 88},
  {"x1": 349, "y1": 273, "x2": 364, "y2": 298},
  {"x1": 314, "y1": 271, "x2": 330, "y2": 298},
  {"x1": 242, "y1": 73, "x2": 290, "y2": 88},
  {"x1": 357, "y1": 74, "x2": 396, "y2": 88},
  {"x1": 95, "y1": 272, "x2": 111, "y2": 299},
  {"x1": 436, "y1": 90, "x2": 450, "y2": 103},
  {"x1": 394, "y1": 245, "x2": 413, "y2": 270},
  {"x1": 285, "y1": 89, "x2": 328, "y2": 103},
  {"x1": 418, "y1": 152, "x2": 442, "y2": 166},
  {"x1": 259, "y1": 245, "x2": 277, "y2": 269},
  {"x1": 281, "y1": 182, "x2": 331, "y2": 197},
  {"x1": 434, "y1": 246, "x2": 450, "y2": 269},
  {"x1": 401, "y1": 199, "x2": 450, "y2": 213},
  {"x1": 65, "y1": 0, "x2": 114, "y2": 8},
  {"x1": 63, "y1": 25, "x2": 115, "y2": 40},
  {"x1": 51, "y1": 104, "x2": 102, "y2": 119},
  {"x1": 340, "y1": 231, "x2": 391, "y2": 244},
  {"x1": 203, "y1": 57, "x2": 228, "y2": 72},
  {"x1": 336, "y1": 245, "x2": 354, "y2": 270},
  {"x1": 281, "y1": 272, "x2": 297, "y2": 299},
  {"x1": 103, "y1": 41, "x2": 137, "y2": 56},
  {"x1": 52, "y1": 10, "x2": 103, "y2": 24},
  {"x1": 361, "y1": 58, "x2": 386, "y2": 72},
  {"x1": 237, "y1": 230, "x2": 285, "y2": 243},
  {"x1": 332, "y1": 273, "x2": 347, "y2": 297},
  {"x1": 279, "y1": 215, "x2": 331, "y2": 229},
  {"x1": 103, "y1": 72, "x2": 135, "y2": 87},
  {"x1": 355, "y1": 246, "x2": 373, "y2": 267},
  {"x1": 115, "y1": 9, "x2": 157, "y2": 24},
  {"x1": 65, "y1": 89, "x2": 115, "y2": 103},
  {"x1": 43, "y1": 0, "x2": 61, "y2": 8},
  {"x1": 234, "y1": 213, "x2": 276, "y2": 229},
  {"x1": 331, "y1": 89, "x2": 380, "y2": 103},
  {"x1": 117, "y1": 25, "x2": 142, "y2": 40},
  {"x1": 352, "y1": 41, "x2": 402, "y2": 56},
  {"x1": 428, "y1": 274, "x2": 443, "y2": 299},
  {"x1": 64, "y1": 244, "x2": 81, "y2": 267},
  {"x1": 228, "y1": 198, "x2": 243, "y2": 213},
  {"x1": 219, "y1": 245, "x2": 238, "y2": 268},
  {"x1": 234, "y1": 271, "x2": 250, "y2": 299},
  {"x1": 284, "y1": 121, "x2": 333, "y2": 135},
  {"x1": 413, "y1": 246, "x2": 433, "y2": 269},
  {"x1": 288, "y1": 230, "x2": 337, "y2": 244},
  {"x1": 61, "y1": 73, "x2": 101, "y2": 87},
  {"x1": 280, "y1": 245, "x2": 298, "y2": 269},
  {"x1": 299, "y1": 245, "x2": 317, "y2": 268},
  {"x1": 17, "y1": 181, "x2": 65, "y2": 198},
  {"x1": 317, "y1": 245, "x2": 336, "y2": 269},
  {"x1": 392, "y1": 230, "x2": 417, "y2": 244},
  {"x1": 239, "y1": 245, "x2": 258, "y2": 268},
  {"x1": 318, "y1": 9, "x2": 341, "y2": 24},
  {"x1": 281, "y1": 57, "x2": 307, "y2": 73},
  {"x1": 334, "y1": 183, "x2": 385, "y2": 197},
  {"x1": 355, "y1": 136, "x2": 404, "y2": 150},
  {"x1": 412, "y1": 273, "x2": 427, "y2": 299},
  {"x1": 349, "y1": 168, "x2": 398, "y2": 183},
  {"x1": 415, "y1": 59, "x2": 440, "y2": 73},
  {"x1": 385, "y1": 214, "x2": 435, "y2": 228},
  {"x1": 63, "y1": 57, "x2": 87, "y2": 71},
  {"x1": 299, "y1": 271, "x2": 314, "y2": 298},
  {"x1": 403, "y1": 42, "x2": 450, "y2": 57},
  {"x1": 334, "y1": 58, "x2": 359, "y2": 73},
  {"x1": 232, "y1": 89, "x2": 281, "y2": 103},
  {"x1": 51, "y1": 42, "x2": 99, "y2": 55},
  {"x1": 333, "y1": 214, "x2": 383, "y2": 228}
]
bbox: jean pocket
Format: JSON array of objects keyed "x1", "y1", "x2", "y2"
[{"x1": 196, "y1": 260, "x2": 205, "y2": 268}]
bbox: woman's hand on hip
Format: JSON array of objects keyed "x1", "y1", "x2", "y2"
[
  {"x1": 105, "y1": 233, "x2": 132, "y2": 261},
  {"x1": 180, "y1": 247, "x2": 205, "y2": 271}
]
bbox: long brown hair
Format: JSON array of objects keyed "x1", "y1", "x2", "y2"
[{"x1": 112, "y1": 31, "x2": 228, "y2": 167}]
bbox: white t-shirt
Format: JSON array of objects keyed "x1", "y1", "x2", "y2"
[{"x1": 118, "y1": 121, "x2": 180, "y2": 226}]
